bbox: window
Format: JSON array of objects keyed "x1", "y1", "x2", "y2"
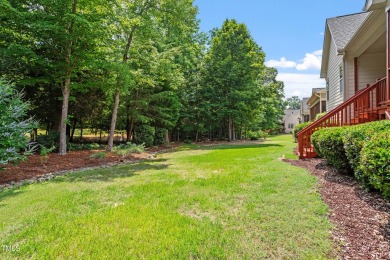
[
  {"x1": 326, "y1": 78, "x2": 329, "y2": 101},
  {"x1": 288, "y1": 123, "x2": 294, "y2": 129},
  {"x1": 339, "y1": 64, "x2": 344, "y2": 93}
]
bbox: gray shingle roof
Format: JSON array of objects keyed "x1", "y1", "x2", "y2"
[{"x1": 327, "y1": 12, "x2": 371, "y2": 51}]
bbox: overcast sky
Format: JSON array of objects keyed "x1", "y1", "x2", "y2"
[{"x1": 194, "y1": 0, "x2": 364, "y2": 98}]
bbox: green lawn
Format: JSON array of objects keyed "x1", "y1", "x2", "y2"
[{"x1": 0, "y1": 135, "x2": 334, "y2": 259}]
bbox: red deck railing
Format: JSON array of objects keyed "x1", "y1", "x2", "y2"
[{"x1": 297, "y1": 77, "x2": 387, "y2": 159}]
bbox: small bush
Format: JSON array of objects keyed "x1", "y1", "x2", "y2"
[
  {"x1": 343, "y1": 120, "x2": 390, "y2": 184},
  {"x1": 315, "y1": 112, "x2": 326, "y2": 121},
  {"x1": 89, "y1": 152, "x2": 107, "y2": 159},
  {"x1": 248, "y1": 130, "x2": 268, "y2": 140},
  {"x1": 311, "y1": 127, "x2": 351, "y2": 173},
  {"x1": 112, "y1": 142, "x2": 145, "y2": 157},
  {"x1": 360, "y1": 132, "x2": 390, "y2": 198},
  {"x1": 293, "y1": 122, "x2": 311, "y2": 140},
  {"x1": 36, "y1": 131, "x2": 60, "y2": 151}
]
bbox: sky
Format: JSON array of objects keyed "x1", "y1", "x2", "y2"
[{"x1": 194, "y1": 0, "x2": 365, "y2": 99}]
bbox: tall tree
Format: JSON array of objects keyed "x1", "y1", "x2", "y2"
[
  {"x1": 0, "y1": 0, "x2": 110, "y2": 154},
  {"x1": 202, "y1": 19, "x2": 266, "y2": 141},
  {"x1": 284, "y1": 95, "x2": 301, "y2": 109}
]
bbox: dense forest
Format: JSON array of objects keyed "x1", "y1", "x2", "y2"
[{"x1": 0, "y1": 0, "x2": 284, "y2": 155}]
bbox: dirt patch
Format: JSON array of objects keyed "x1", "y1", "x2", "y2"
[{"x1": 285, "y1": 158, "x2": 390, "y2": 259}]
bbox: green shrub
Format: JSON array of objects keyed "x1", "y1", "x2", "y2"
[
  {"x1": 134, "y1": 125, "x2": 155, "y2": 147},
  {"x1": 112, "y1": 142, "x2": 145, "y2": 157},
  {"x1": 154, "y1": 128, "x2": 167, "y2": 146},
  {"x1": 315, "y1": 112, "x2": 326, "y2": 121},
  {"x1": 311, "y1": 127, "x2": 351, "y2": 173},
  {"x1": 343, "y1": 120, "x2": 390, "y2": 184},
  {"x1": 89, "y1": 151, "x2": 107, "y2": 159},
  {"x1": 36, "y1": 131, "x2": 60, "y2": 151},
  {"x1": 0, "y1": 80, "x2": 38, "y2": 166},
  {"x1": 293, "y1": 122, "x2": 311, "y2": 140},
  {"x1": 360, "y1": 132, "x2": 390, "y2": 198},
  {"x1": 248, "y1": 130, "x2": 268, "y2": 140}
]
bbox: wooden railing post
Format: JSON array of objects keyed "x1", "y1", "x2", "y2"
[{"x1": 297, "y1": 78, "x2": 387, "y2": 159}]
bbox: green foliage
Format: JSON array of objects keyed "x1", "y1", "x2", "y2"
[
  {"x1": 89, "y1": 152, "x2": 107, "y2": 160},
  {"x1": 154, "y1": 128, "x2": 167, "y2": 146},
  {"x1": 40, "y1": 146, "x2": 56, "y2": 157},
  {"x1": 201, "y1": 19, "x2": 284, "y2": 141},
  {"x1": 248, "y1": 130, "x2": 268, "y2": 140},
  {"x1": 36, "y1": 131, "x2": 60, "y2": 151},
  {"x1": 284, "y1": 96, "x2": 301, "y2": 109},
  {"x1": 315, "y1": 112, "x2": 327, "y2": 121},
  {"x1": 112, "y1": 142, "x2": 145, "y2": 157},
  {"x1": 293, "y1": 122, "x2": 311, "y2": 140},
  {"x1": 343, "y1": 120, "x2": 390, "y2": 185},
  {"x1": 0, "y1": 80, "x2": 37, "y2": 166},
  {"x1": 134, "y1": 125, "x2": 155, "y2": 147},
  {"x1": 360, "y1": 132, "x2": 390, "y2": 198},
  {"x1": 311, "y1": 127, "x2": 351, "y2": 173},
  {"x1": 67, "y1": 142, "x2": 102, "y2": 151}
]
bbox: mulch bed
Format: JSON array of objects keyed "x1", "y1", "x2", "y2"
[{"x1": 286, "y1": 158, "x2": 390, "y2": 259}]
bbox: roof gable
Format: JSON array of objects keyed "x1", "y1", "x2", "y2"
[{"x1": 327, "y1": 12, "x2": 371, "y2": 52}]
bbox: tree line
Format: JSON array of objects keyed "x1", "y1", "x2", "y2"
[{"x1": 0, "y1": 0, "x2": 284, "y2": 155}]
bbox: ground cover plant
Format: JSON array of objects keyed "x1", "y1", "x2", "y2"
[{"x1": 0, "y1": 135, "x2": 333, "y2": 259}]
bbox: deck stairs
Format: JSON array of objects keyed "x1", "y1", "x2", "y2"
[{"x1": 298, "y1": 78, "x2": 390, "y2": 159}]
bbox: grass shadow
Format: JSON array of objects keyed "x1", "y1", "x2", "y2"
[
  {"x1": 0, "y1": 186, "x2": 26, "y2": 204},
  {"x1": 181, "y1": 143, "x2": 282, "y2": 152},
  {"x1": 52, "y1": 159, "x2": 171, "y2": 183}
]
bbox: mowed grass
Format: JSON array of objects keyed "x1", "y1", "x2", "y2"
[{"x1": 0, "y1": 135, "x2": 333, "y2": 259}]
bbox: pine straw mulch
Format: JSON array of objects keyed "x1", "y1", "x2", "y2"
[
  {"x1": 0, "y1": 143, "x2": 182, "y2": 185},
  {"x1": 285, "y1": 157, "x2": 390, "y2": 260}
]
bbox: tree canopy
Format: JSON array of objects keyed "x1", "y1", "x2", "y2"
[{"x1": 0, "y1": 1, "x2": 285, "y2": 158}]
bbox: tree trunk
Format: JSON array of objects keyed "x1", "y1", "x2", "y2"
[
  {"x1": 80, "y1": 119, "x2": 83, "y2": 140},
  {"x1": 228, "y1": 116, "x2": 232, "y2": 142},
  {"x1": 107, "y1": 28, "x2": 136, "y2": 151},
  {"x1": 70, "y1": 118, "x2": 77, "y2": 142},
  {"x1": 165, "y1": 130, "x2": 170, "y2": 144},
  {"x1": 59, "y1": 82, "x2": 70, "y2": 155},
  {"x1": 59, "y1": 0, "x2": 77, "y2": 155},
  {"x1": 107, "y1": 90, "x2": 120, "y2": 151}
]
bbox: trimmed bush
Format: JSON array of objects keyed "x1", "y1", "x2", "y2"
[
  {"x1": 315, "y1": 112, "x2": 326, "y2": 121},
  {"x1": 293, "y1": 122, "x2": 311, "y2": 140},
  {"x1": 360, "y1": 132, "x2": 390, "y2": 198},
  {"x1": 343, "y1": 120, "x2": 390, "y2": 185},
  {"x1": 311, "y1": 127, "x2": 351, "y2": 173}
]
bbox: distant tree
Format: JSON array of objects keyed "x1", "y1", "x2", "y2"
[
  {"x1": 284, "y1": 96, "x2": 301, "y2": 109},
  {"x1": 0, "y1": 79, "x2": 37, "y2": 167}
]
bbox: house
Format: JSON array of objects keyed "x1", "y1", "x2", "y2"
[
  {"x1": 283, "y1": 109, "x2": 300, "y2": 134},
  {"x1": 297, "y1": 0, "x2": 390, "y2": 159},
  {"x1": 300, "y1": 97, "x2": 310, "y2": 122},
  {"x1": 307, "y1": 88, "x2": 327, "y2": 120}
]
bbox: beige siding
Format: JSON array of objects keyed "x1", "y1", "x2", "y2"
[
  {"x1": 345, "y1": 56, "x2": 355, "y2": 100},
  {"x1": 326, "y1": 40, "x2": 344, "y2": 111},
  {"x1": 357, "y1": 52, "x2": 386, "y2": 89},
  {"x1": 283, "y1": 109, "x2": 300, "y2": 134}
]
